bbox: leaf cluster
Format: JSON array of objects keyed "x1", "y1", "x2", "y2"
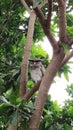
[
  {"x1": 40, "y1": 95, "x2": 73, "y2": 130},
  {"x1": 0, "y1": 90, "x2": 34, "y2": 129}
]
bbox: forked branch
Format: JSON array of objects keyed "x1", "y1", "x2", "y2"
[{"x1": 33, "y1": 2, "x2": 59, "y2": 51}]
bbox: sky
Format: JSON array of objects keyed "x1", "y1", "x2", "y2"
[{"x1": 38, "y1": 37, "x2": 73, "y2": 105}]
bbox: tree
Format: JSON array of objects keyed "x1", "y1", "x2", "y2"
[{"x1": 0, "y1": 0, "x2": 73, "y2": 130}]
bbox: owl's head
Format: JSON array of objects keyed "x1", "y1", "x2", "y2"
[{"x1": 29, "y1": 59, "x2": 42, "y2": 68}]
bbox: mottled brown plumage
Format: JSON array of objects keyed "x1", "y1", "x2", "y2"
[{"x1": 29, "y1": 59, "x2": 45, "y2": 83}]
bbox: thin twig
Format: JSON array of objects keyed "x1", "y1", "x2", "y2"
[{"x1": 61, "y1": 51, "x2": 73, "y2": 67}]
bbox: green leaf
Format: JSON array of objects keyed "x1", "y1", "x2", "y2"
[
  {"x1": 45, "y1": 121, "x2": 49, "y2": 128},
  {"x1": 31, "y1": 44, "x2": 47, "y2": 58},
  {"x1": 63, "y1": 123, "x2": 72, "y2": 130},
  {"x1": 0, "y1": 96, "x2": 10, "y2": 105},
  {"x1": 0, "y1": 103, "x2": 10, "y2": 115},
  {"x1": 62, "y1": 43, "x2": 70, "y2": 55},
  {"x1": 68, "y1": 106, "x2": 73, "y2": 116},
  {"x1": 16, "y1": 97, "x2": 22, "y2": 104},
  {"x1": 11, "y1": 110, "x2": 18, "y2": 126},
  {"x1": 64, "y1": 72, "x2": 69, "y2": 81},
  {"x1": 0, "y1": 96, "x2": 15, "y2": 108}
]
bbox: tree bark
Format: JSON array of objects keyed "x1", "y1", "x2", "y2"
[
  {"x1": 57, "y1": 0, "x2": 67, "y2": 42},
  {"x1": 19, "y1": 12, "x2": 36, "y2": 98},
  {"x1": 7, "y1": 125, "x2": 17, "y2": 130},
  {"x1": 28, "y1": 49, "x2": 65, "y2": 130},
  {"x1": 24, "y1": 81, "x2": 41, "y2": 100}
]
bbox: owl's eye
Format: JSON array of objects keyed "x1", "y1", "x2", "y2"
[{"x1": 30, "y1": 61, "x2": 33, "y2": 64}]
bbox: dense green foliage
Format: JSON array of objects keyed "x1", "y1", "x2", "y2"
[{"x1": 0, "y1": 0, "x2": 73, "y2": 129}]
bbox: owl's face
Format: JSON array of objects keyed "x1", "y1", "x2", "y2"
[{"x1": 29, "y1": 59, "x2": 42, "y2": 69}]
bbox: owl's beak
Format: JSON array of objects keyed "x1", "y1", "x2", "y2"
[{"x1": 33, "y1": 62, "x2": 36, "y2": 65}]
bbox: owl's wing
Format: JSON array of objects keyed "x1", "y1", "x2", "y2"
[{"x1": 40, "y1": 64, "x2": 45, "y2": 76}]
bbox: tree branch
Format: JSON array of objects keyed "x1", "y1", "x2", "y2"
[
  {"x1": 7, "y1": 125, "x2": 17, "y2": 130},
  {"x1": 38, "y1": 0, "x2": 48, "y2": 8},
  {"x1": 19, "y1": 12, "x2": 36, "y2": 98},
  {"x1": 57, "y1": 0, "x2": 67, "y2": 42},
  {"x1": 20, "y1": 0, "x2": 31, "y2": 14},
  {"x1": 25, "y1": 0, "x2": 58, "y2": 51},
  {"x1": 33, "y1": 5, "x2": 59, "y2": 52},
  {"x1": 33, "y1": 1, "x2": 59, "y2": 51},
  {"x1": 67, "y1": 37, "x2": 73, "y2": 47},
  {"x1": 61, "y1": 51, "x2": 73, "y2": 67},
  {"x1": 44, "y1": 30, "x2": 59, "y2": 51},
  {"x1": 25, "y1": 0, "x2": 46, "y2": 27},
  {"x1": 34, "y1": 7, "x2": 45, "y2": 26},
  {"x1": 46, "y1": 0, "x2": 53, "y2": 28},
  {"x1": 24, "y1": 81, "x2": 41, "y2": 100}
]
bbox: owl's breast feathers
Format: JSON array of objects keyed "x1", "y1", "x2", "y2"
[
  {"x1": 30, "y1": 67, "x2": 43, "y2": 83},
  {"x1": 29, "y1": 59, "x2": 45, "y2": 83}
]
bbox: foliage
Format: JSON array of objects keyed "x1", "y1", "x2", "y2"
[
  {"x1": 0, "y1": 89, "x2": 73, "y2": 129},
  {"x1": 33, "y1": 18, "x2": 45, "y2": 42},
  {"x1": 0, "y1": 89, "x2": 34, "y2": 129},
  {"x1": 40, "y1": 95, "x2": 73, "y2": 130},
  {"x1": 66, "y1": 14, "x2": 73, "y2": 36},
  {"x1": 0, "y1": 0, "x2": 47, "y2": 93},
  {"x1": 57, "y1": 62, "x2": 72, "y2": 81},
  {"x1": 31, "y1": 44, "x2": 49, "y2": 59},
  {"x1": 66, "y1": 84, "x2": 73, "y2": 98}
]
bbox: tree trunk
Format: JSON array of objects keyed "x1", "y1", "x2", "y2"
[
  {"x1": 28, "y1": 49, "x2": 65, "y2": 130},
  {"x1": 19, "y1": 12, "x2": 36, "y2": 98}
]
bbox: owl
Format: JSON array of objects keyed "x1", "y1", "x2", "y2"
[{"x1": 29, "y1": 59, "x2": 45, "y2": 83}]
